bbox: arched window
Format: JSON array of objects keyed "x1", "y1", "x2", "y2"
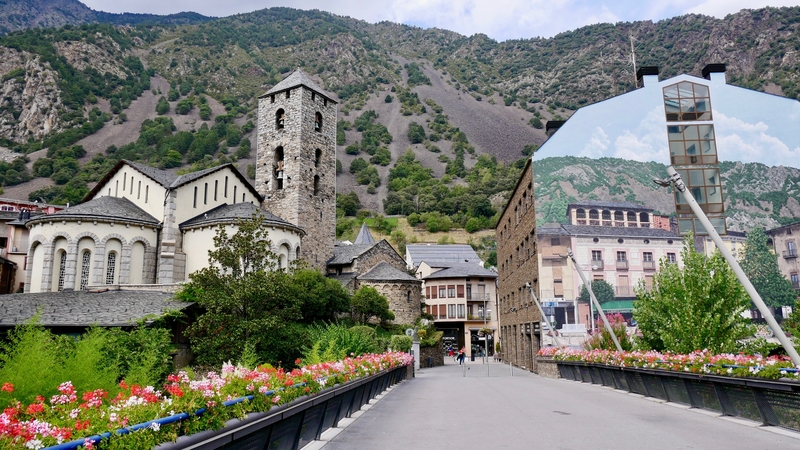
[
  {"x1": 106, "y1": 252, "x2": 117, "y2": 284},
  {"x1": 276, "y1": 109, "x2": 285, "y2": 129},
  {"x1": 627, "y1": 211, "x2": 637, "y2": 226},
  {"x1": 314, "y1": 175, "x2": 320, "y2": 195},
  {"x1": 274, "y1": 146, "x2": 285, "y2": 190},
  {"x1": 589, "y1": 209, "x2": 599, "y2": 220},
  {"x1": 614, "y1": 211, "x2": 624, "y2": 221},
  {"x1": 57, "y1": 251, "x2": 66, "y2": 292},
  {"x1": 315, "y1": 112, "x2": 323, "y2": 132},
  {"x1": 315, "y1": 149, "x2": 322, "y2": 167},
  {"x1": 296, "y1": 246, "x2": 301, "y2": 260},
  {"x1": 640, "y1": 212, "x2": 650, "y2": 223},
  {"x1": 80, "y1": 250, "x2": 91, "y2": 290},
  {"x1": 602, "y1": 210, "x2": 611, "y2": 220},
  {"x1": 576, "y1": 209, "x2": 586, "y2": 219}
]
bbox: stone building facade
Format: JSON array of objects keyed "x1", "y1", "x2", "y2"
[
  {"x1": 496, "y1": 158, "x2": 541, "y2": 372},
  {"x1": 766, "y1": 221, "x2": 800, "y2": 291},
  {"x1": 257, "y1": 71, "x2": 337, "y2": 270},
  {"x1": 358, "y1": 261, "x2": 422, "y2": 324}
]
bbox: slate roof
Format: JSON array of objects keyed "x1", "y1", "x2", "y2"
[
  {"x1": 180, "y1": 203, "x2": 302, "y2": 234},
  {"x1": 262, "y1": 70, "x2": 336, "y2": 102},
  {"x1": 327, "y1": 244, "x2": 375, "y2": 265},
  {"x1": 359, "y1": 261, "x2": 418, "y2": 282},
  {"x1": 26, "y1": 196, "x2": 160, "y2": 227},
  {"x1": 0, "y1": 290, "x2": 191, "y2": 327},
  {"x1": 567, "y1": 200, "x2": 651, "y2": 211},
  {"x1": 423, "y1": 263, "x2": 497, "y2": 280},
  {"x1": 86, "y1": 161, "x2": 263, "y2": 203},
  {"x1": 537, "y1": 223, "x2": 571, "y2": 235},
  {"x1": 354, "y1": 223, "x2": 375, "y2": 245},
  {"x1": 328, "y1": 272, "x2": 357, "y2": 287},
  {"x1": 560, "y1": 224, "x2": 679, "y2": 238},
  {"x1": 406, "y1": 244, "x2": 483, "y2": 268}
]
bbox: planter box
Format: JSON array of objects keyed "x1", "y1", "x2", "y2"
[
  {"x1": 535, "y1": 357, "x2": 560, "y2": 379},
  {"x1": 556, "y1": 361, "x2": 800, "y2": 432}
]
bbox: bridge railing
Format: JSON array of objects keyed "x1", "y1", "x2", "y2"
[{"x1": 556, "y1": 361, "x2": 800, "y2": 433}]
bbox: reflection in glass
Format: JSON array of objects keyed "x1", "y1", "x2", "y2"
[{"x1": 663, "y1": 81, "x2": 713, "y2": 122}]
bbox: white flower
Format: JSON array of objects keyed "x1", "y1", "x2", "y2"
[
  {"x1": 149, "y1": 422, "x2": 161, "y2": 432},
  {"x1": 24, "y1": 440, "x2": 43, "y2": 450}
]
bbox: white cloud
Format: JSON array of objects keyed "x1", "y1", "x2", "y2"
[
  {"x1": 713, "y1": 112, "x2": 800, "y2": 166},
  {"x1": 580, "y1": 126, "x2": 610, "y2": 158},
  {"x1": 686, "y1": 0, "x2": 800, "y2": 18},
  {"x1": 611, "y1": 105, "x2": 669, "y2": 162}
]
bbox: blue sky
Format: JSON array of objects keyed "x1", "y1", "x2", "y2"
[{"x1": 81, "y1": 0, "x2": 800, "y2": 41}]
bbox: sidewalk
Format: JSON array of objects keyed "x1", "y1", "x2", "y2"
[{"x1": 322, "y1": 359, "x2": 794, "y2": 449}]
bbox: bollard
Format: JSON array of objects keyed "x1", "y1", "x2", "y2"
[{"x1": 428, "y1": 356, "x2": 433, "y2": 368}]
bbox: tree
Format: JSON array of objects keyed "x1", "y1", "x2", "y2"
[
  {"x1": 155, "y1": 96, "x2": 169, "y2": 115},
  {"x1": 740, "y1": 228, "x2": 796, "y2": 307},
  {"x1": 180, "y1": 213, "x2": 306, "y2": 366},
  {"x1": 633, "y1": 237, "x2": 752, "y2": 354},
  {"x1": 407, "y1": 122, "x2": 426, "y2": 144},
  {"x1": 529, "y1": 117, "x2": 543, "y2": 129},
  {"x1": 351, "y1": 286, "x2": 394, "y2": 324},
  {"x1": 577, "y1": 280, "x2": 615, "y2": 305},
  {"x1": 290, "y1": 268, "x2": 351, "y2": 322},
  {"x1": 384, "y1": 94, "x2": 393, "y2": 103}
]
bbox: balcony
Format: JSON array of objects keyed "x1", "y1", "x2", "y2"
[
  {"x1": 466, "y1": 294, "x2": 492, "y2": 302},
  {"x1": 793, "y1": 281, "x2": 800, "y2": 290},
  {"x1": 591, "y1": 260, "x2": 604, "y2": 270},
  {"x1": 616, "y1": 286, "x2": 633, "y2": 297},
  {"x1": 643, "y1": 260, "x2": 657, "y2": 270},
  {"x1": 783, "y1": 250, "x2": 798, "y2": 259},
  {"x1": 616, "y1": 260, "x2": 629, "y2": 270},
  {"x1": 467, "y1": 314, "x2": 492, "y2": 321},
  {"x1": 539, "y1": 289, "x2": 575, "y2": 299}
]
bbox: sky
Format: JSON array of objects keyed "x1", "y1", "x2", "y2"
[{"x1": 80, "y1": 0, "x2": 800, "y2": 41}]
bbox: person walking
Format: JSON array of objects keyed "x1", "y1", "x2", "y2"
[
  {"x1": 457, "y1": 346, "x2": 466, "y2": 365},
  {"x1": 448, "y1": 344, "x2": 454, "y2": 358}
]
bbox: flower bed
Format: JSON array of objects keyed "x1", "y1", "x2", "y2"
[
  {"x1": 538, "y1": 347, "x2": 800, "y2": 380},
  {"x1": 0, "y1": 352, "x2": 413, "y2": 450}
]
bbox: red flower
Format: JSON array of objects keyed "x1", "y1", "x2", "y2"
[
  {"x1": 1, "y1": 382, "x2": 13, "y2": 393},
  {"x1": 166, "y1": 384, "x2": 184, "y2": 398},
  {"x1": 26, "y1": 402, "x2": 44, "y2": 415},
  {"x1": 75, "y1": 419, "x2": 91, "y2": 430}
]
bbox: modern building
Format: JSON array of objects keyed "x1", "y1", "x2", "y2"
[
  {"x1": 766, "y1": 222, "x2": 800, "y2": 292},
  {"x1": 405, "y1": 243, "x2": 484, "y2": 271}
]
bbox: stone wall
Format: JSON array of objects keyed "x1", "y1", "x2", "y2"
[
  {"x1": 257, "y1": 83, "x2": 337, "y2": 271},
  {"x1": 419, "y1": 344, "x2": 444, "y2": 368},
  {"x1": 535, "y1": 357, "x2": 560, "y2": 379},
  {"x1": 353, "y1": 240, "x2": 406, "y2": 274},
  {"x1": 496, "y1": 159, "x2": 541, "y2": 372},
  {"x1": 359, "y1": 278, "x2": 422, "y2": 324}
]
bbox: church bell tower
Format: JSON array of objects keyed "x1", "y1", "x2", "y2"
[{"x1": 256, "y1": 70, "x2": 337, "y2": 270}]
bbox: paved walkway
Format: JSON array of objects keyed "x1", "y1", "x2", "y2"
[{"x1": 321, "y1": 358, "x2": 797, "y2": 449}]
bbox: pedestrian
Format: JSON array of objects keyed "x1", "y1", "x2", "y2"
[
  {"x1": 448, "y1": 344, "x2": 454, "y2": 358},
  {"x1": 457, "y1": 347, "x2": 466, "y2": 365}
]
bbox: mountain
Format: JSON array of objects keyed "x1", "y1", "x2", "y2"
[
  {"x1": 0, "y1": 0, "x2": 210, "y2": 34},
  {"x1": 0, "y1": 5, "x2": 798, "y2": 233}
]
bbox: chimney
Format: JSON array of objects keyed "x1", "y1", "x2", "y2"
[
  {"x1": 702, "y1": 63, "x2": 726, "y2": 84},
  {"x1": 545, "y1": 120, "x2": 566, "y2": 137},
  {"x1": 636, "y1": 66, "x2": 659, "y2": 87}
]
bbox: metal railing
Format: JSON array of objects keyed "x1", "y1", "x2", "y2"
[
  {"x1": 616, "y1": 260, "x2": 628, "y2": 270},
  {"x1": 643, "y1": 260, "x2": 656, "y2": 270},
  {"x1": 591, "y1": 260, "x2": 604, "y2": 270},
  {"x1": 783, "y1": 250, "x2": 797, "y2": 259},
  {"x1": 556, "y1": 361, "x2": 800, "y2": 433}
]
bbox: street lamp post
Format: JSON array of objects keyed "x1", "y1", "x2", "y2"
[
  {"x1": 483, "y1": 295, "x2": 490, "y2": 364},
  {"x1": 656, "y1": 167, "x2": 800, "y2": 367}
]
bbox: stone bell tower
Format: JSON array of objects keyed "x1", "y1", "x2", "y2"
[{"x1": 256, "y1": 70, "x2": 337, "y2": 270}]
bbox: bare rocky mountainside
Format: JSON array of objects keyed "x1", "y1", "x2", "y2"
[{"x1": 0, "y1": 4, "x2": 799, "y2": 232}]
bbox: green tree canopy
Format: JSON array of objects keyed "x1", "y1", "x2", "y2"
[
  {"x1": 633, "y1": 237, "x2": 752, "y2": 354},
  {"x1": 291, "y1": 268, "x2": 351, "y2": 323},
  {"x1": 180, "y1": 213, "x2": 306, "y2": 366},
  {"x1": 351, "y1": 286, "x2": 395, "y2": 324},
  {"x1": 740, "y1": 228, "x2": 797, "y2": 307},
  {"x1": 577, "y1": 279, "x2": 615, "y2": 305}
]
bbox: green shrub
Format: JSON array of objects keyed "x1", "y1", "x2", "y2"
[
  {"x1": 301, "y1": 323, "x2": 382, "y2": 364},
  {"x1": 389, "y1": 335, "x2": 412, "y2": 352}
]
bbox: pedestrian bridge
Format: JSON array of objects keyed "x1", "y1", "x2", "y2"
[{"x1": 310, "y1": 359, "x2": 797, "y2": 449}]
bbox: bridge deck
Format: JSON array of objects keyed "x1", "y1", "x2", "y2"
[{"x1": 322, "y1": 358, "x2": 796, "y2": 449}]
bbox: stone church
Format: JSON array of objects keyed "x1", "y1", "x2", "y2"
[{"x1": 24, "y1": 69, "x2": 335, "y2": 292}]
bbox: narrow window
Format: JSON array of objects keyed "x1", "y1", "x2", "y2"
[
  {"x1": 115, "y1": 180, "x2": 119, "y2": 197},
  {"x1": 193, "y1": 186, "x2": 198, "y2": 208},
  {"x1": 122, "y1": 172, "x2": 126, "y2": 191},
  {"x1": 145, "y1": 185, "x2": 149, "y2": 203},
  {"x1": 130, "y1": 176, "x2": 134, "y2": 194},
  {"x1": 314, "y1": 175, "x2": 320, "y2": 195},
  {"x1": 311, "y1": 92, "x2": 315, "y2": 101},
  {"x1": 242, "y1": 193, "x2": 245, "y2": 203},
  {"x1": 80, "y1": 250, "x2": 91, "y2": 290},
  {"x1": 57, "y1": 251, "x2": 66, "y2": 292},
  {"x1": 106, "y1": 252, "x2": 117, "y2": 284},
  {"x1": 315, "y1": 112, "x2": 323, "y2": 132},
  {"x1": 233, "y1": 186, "x2": 237, "y2": 204},
  {"x1": 108, "y1": 188, "x2": 111, "y2": 196},
  {"x1": 214, "y1": 180, "x2": 218, "y2": 201},
  {"x1": 323, "y1": 98, "x2": 327, "y2": 106},
  {"x1": 276, "y1": 109, "x2": 285, "y2": 129},
  {"x1": 137, "y1": 181, "x2": 141, "y2": 199},
  {"x1": 270, "y1": 94, "x2": 275, "y2": 103},
  {"x1": 315, "y1": 149, "x2": 322, "y2": 167},
  {"x1": 286, "y1": 90, "x2": 290, "y2": 99},
  {"x1": 224, "y1": 176, "x2": 229, "y2": 197},
  {"x1": 204, "y1": 183, "x2": 208, "y2": 204},
  {"x1": 274, "y1": 146, "x2": 285, "y2": 190}
]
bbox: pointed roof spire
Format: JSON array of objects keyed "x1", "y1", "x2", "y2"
[{"x1": 354, "y1": 222, "x2": 376, "y2": 245}]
